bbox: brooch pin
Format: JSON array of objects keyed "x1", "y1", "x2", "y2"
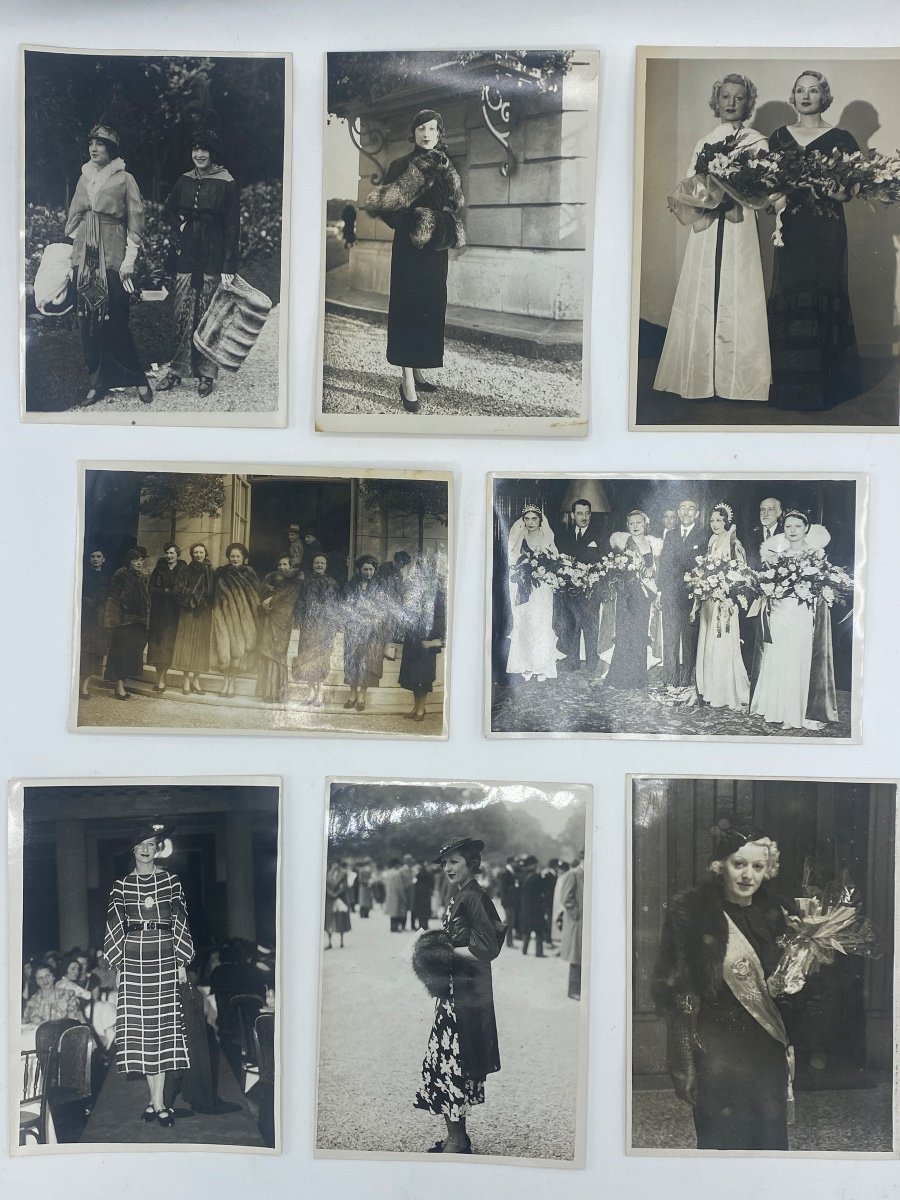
[
  {"x1": 143, "y1": 895, "x2": 155, "y2": 910},
  {"x1": 733, "y1": 958, "x2": 751, "y2": 979}
]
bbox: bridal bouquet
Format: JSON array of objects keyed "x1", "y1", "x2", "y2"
[
  {"x1": 593, "y1": 547, "x2": 650, "y2": 603},
  {"x1": 669, "y1": 132, "x2": 783, "y2": 229},
  {"x1": 767, "y1": 876, "x2": 880, "y2": 999},
  {"x1": 509, "y1": 549, "x2": 569, "y2": 604},
  {"x1": 684, "y1": 555, "x2": 760, "y2": 636},
  {"x1": 756, "y1": 548, "x2": 853, "y2": 611}
]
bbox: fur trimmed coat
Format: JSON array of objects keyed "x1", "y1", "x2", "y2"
[{"x1": 366, "y1": 147, "x2": 465, "y2": 369}]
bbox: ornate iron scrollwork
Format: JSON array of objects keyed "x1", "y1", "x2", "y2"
[
  {"x1": 348, "y1": 117, "x2": 386, "y2": 185},
  {"x1": 481, "y1": 83, "x2": 516, "y2": 177}
]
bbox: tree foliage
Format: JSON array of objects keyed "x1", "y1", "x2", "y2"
[
  {"x1": 139, "y1": 473, "x2": 226, "y2": 541},
  {"x1": 25, "y1": 51, "x2": 286, "y2": 206},
  {"x1": 327, "y1": 51, "x2": 574, "y2": 116},
  {"x1": 360, "y1": 479, "x2": 448, "y2": 550}
]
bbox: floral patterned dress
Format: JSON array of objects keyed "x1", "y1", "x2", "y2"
[{"x1": 414, "y1": 907, "x2": 486, "y2": 1118}]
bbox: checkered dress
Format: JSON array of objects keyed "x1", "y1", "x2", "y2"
[{"x1": 103, "y1": 869, "x2": 193, "y2": 1075}]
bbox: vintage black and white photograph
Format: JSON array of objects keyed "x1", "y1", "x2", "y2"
[
  {"x1": 73, "y1": 463, "x2": 451, "y2": 737},
  {"x1": 629, "y1": 775, "x2": 897, "y2": 1156},
  {"x1": 315, "y1": 778, "x2": 590, "y2": 1166},
  {"x1": 9, "y1": 777, "x2": 280, "y2": 1154},
  {"x1": 22, "y1": 47, "x2": 290, "y2": 426},
  {"x1": 631, "y1": 48, "x2": 900, "y2": 432},
  {"x1": 488, "y1": 473, "x2": 865, "y2": 741},
  {"x1": 317, "y1": 50, "x2": 598, "y2": 435}
]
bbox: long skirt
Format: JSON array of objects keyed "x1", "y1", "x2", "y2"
[
  {"x1": 116, "y1": 929, "x2": 190, "y2": 1075},
  {"x1": 293, "y1": 623, "x2": 335, "y2": 684},
  {"x1": 414, "y1": 981, "x2": 485, "y2": 1120},
  {"x1": 343, "y1": 631, "x2": 385, "y2": 688},
  {"x1": 172, "y1": 608, "x2": 213, "y2": 673},
  {"x1": 104, "y1": 623, "x2": 147, "y2": 681},
  {"x1": 256, "y1": 658, "x2": 288, "y2": 704},
  {"x1": 77, "y1": 268, "x2": 148, "y2": 391},
  {"x1": 387, "y1": 235, "x2": 448, "y2": 368},
  {"x1": 398, "y1": 637, "x2": 439, "y2": 693},
  {"x1": 696, "y1": 599, "x2": 750, "y2": 710},
  {"x1": 605, "y1": 583, "x2": 651, "y2": 689},
  {"x1": 147, "y1": 593, "x2": 181, "y2": 672},
  {"x1": 170, "y1": 273, "x2": 220, "y2": 381}
]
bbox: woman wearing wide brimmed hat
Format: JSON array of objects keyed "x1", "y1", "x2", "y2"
[
  {"x1": 103, "y1": 820, "x2": 193, "y2": 1129},
  {"x1": 412, "y1": 836, "x2": 505, "y2": 1154},
  {"x1": 65, "y1": 111, "x2": 153, "y2": 406},
  {"x1": 158, "y1": 118, "x2": 240, "y2": 399},
  {"x1": 365, "y1": 108, "x2": 465, "y2": 414}
]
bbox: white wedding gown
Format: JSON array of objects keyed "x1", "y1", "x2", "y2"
[
  {"x1": 694, "y1": 534, "x2": 750, "y2": 710},
  {"x1": 507, "y1": 574, "x2": 564, "y2": 681},
  {"x1": 654, "y1": 123, "x2": 771, "y2": 402},
  {"x1": 750, "y1": 597, "x2": 820, "y2": 729}
]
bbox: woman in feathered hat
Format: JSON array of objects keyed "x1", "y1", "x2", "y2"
[
  {"x1": 365, "y1": 108, "x2": 465, "y2": 414},
  {"x1": 413, "y1": 836, "x2": 504, "y2": 1154},
  {"x1": 158, "y1": 116, "x2": 240, "y2": 399},
  {"x1": 65, "y1": 109, "x2": 153, "y2": 406},
  {"x1": 652, "y1": 825, "x2": 794, "y2": 1150},
  {"x1": 103, "y1": 819, "x2": 193, "y2": 1129}
]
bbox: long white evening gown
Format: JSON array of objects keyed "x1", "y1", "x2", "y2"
[
  {"x1": 750, "y1": 597, "x2": 821, "y2": 729},
  {"x1": 654, "y1": 123, "x2": 771, "y2": 402},
  {"x1": 695, "y1": 532, "x2": 750, "y2": 710},
  {"x1": 506, "y1": 536, "x2": 565, "y2": 681}
]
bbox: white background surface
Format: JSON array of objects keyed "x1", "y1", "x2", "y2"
[{"x1": 2, "y1": 2, "x2": 899, "y2": 1197}]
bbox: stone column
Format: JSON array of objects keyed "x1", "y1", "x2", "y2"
[
  {"x1": 225, "y1": 811, "x2": 256, "y2": 942},
  {"x1": 56, "y1": 819, "x2": 89, "y2": 950}
]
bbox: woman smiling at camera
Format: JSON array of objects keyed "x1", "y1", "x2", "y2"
[
  {"x1": 414, "y1": 836, "x2": 504, "y2": 1155},
  {"x1": 652, "y1": 827, "x2": 794, "y2": 1151}
]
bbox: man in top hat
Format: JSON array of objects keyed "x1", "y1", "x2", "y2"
[{"x1": 519, "y1": 856, "x2": 547, "y2": 958}]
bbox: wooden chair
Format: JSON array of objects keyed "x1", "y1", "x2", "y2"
[{"x1": 20, "y1": 1019, "x2": 91, "y2": 1145}]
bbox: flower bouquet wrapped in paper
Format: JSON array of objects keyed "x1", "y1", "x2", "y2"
[
  {"x1": 767, "y1": 871, "x2": 880, "y2": 999},
  {"x1": 684, "y1": 554, "x2": 760, "y2": 636},
  {"x1": 756, "y1": 546, "x2": 853, "y2": 611},
  {"x1": 668, "y1": 131, "x2": 782, "y2": 230},
  {"x1": 593, "y1": 547, "x2": 648, "y2": 603}
]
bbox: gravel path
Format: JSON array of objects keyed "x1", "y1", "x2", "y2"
[
  {"x1": 322, "y1": 312, "x2": 582, "y2": 418},
  {"x1": 64, "y1": 303, "x2": 282, "y2": 416},
  {"x1": 316, "y1": 907, "x2": 582, "y2": 1162},
  {"x1": 492, "y1": 672, "x2": 853, "y2": 739}
]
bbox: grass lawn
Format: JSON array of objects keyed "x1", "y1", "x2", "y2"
[{"x1": 25, "y1": 252, "x2": 282, "y2": 413}]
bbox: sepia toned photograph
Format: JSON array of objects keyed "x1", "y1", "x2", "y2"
[
  {"x1": 315, "y1": 778, "x2": 590, "y2": 1166},
  {"x1": 629, "y1": 775, "x2": 897, "y2": 1157},
  {"x1": 22, "y1": 47, "x2": 290, "y2": 426},
  {"x1": 631, "y1": 48, "x2": 900, "y2": 432},
  {"x1": 318, "y1": 50, "x2": 598, "y2": 436},
  {"x1": 8, "y1": 777, "x2": 280, "y2": 1154},
  {"x1": 487, "y1": 473, "x2": 865, "y2": 741},
  {"x1": 73, "y1": 463, "x2": 451, "y2": 737}
]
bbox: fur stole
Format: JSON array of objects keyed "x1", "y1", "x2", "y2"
[
  {"x1": 412, "y1": 928, "x2": 479, "y2": 1000},
  {"x1": 174, "y1": 559, "x2": 215, "y2": 611},
  {"x1": 366, "y1": 150, "x2": 466, "y2": 252},
  {"x1": 652, "y1": 881, "x2": 787, "y2": 1012}
]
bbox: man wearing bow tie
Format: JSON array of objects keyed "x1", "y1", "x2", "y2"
[{"x1": 555, "y1": 498, "x2": 603, "y2": 673}]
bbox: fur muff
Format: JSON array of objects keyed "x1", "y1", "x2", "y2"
[
  {"x1": 412, "y1": 929, "x2": 478, "y2": 999},
  {"x1": 366, "y1": 150, "x2": 465, "y2": 251},
  {"x1": 409, "y1": 207, "x2": 467, "y2": 252},
  {"x1": 651, "y1": 881, "x2": 787, "y2": 1012}
]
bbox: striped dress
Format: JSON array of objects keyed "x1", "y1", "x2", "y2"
[{"x1": 103, "y1": 869, "x2": 193, "y2": 1075}]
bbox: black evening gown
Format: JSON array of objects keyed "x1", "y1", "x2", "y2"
[
  {"x1": 605, "y1": 549, "x2": 653, "y2": 689},
  {"x1": 693, "y1": 900, "x2": 789, "y2": 1150},
  {"x1": 767, "y1": 126, "x2": 862, "y2": 411}
]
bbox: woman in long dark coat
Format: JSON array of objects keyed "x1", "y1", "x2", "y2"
[
  {"x1": 256, "y1": 554, "x2": 302, "y2": 703},
  {"x1": 147, "y1": 543, "x2": 187, "y2": 694},
  {"x1": 104, "y1": 820, "x2": 193, "y2": 1128},
  {"x1": 212, "y1": 543, "x2": 261, "y2": 697},
  {"x1": 292, "y1": 551, "x2": 340, "y2": 707},
  {"x1": 398, "y1": 554, "x2": 446, "y2": 722},
  {"x1": 652, "y1": 827, "x2": 794, "y2": 1150},
  {"x1": 103, "y1": 548, "x2": 151, "y2": 700},
  {"x1": 65, "y1": 118, "x2": 152, "y2": 405},
  {"x1": 158, "y1": 127, "x2": 240, "y2": 398},
  {"x1": 342, "y1": 555, "x2": 388, "y2": 712},
  {"x1": 80, "y1": 548, "x2": 110, "y2": 697},
  {"x1": 172, "y1": 542, "x2": 216, "y2": 695},
  {"x1": 415, "y1": 837, "x2": 504, "y2": 1154},
  {"x1": 365, "y1": 109, "x2": 465, "y2": 413}
]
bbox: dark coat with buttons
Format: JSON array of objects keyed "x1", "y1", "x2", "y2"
[{"x1": 444, "y1": 879, "x2": 505, "y2": 1077}]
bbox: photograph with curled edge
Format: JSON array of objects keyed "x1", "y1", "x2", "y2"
[
  {"x1": 317, "y1": 50, "x2": 598, "y2": 437},
  {"x1": 630, "y1": 47, "x2": 900, "y2": 433},
  {"x1": 8, "y1": 776, "x2": 280, "y2": 1155},
  {"x1": 628, "y1": 775, "x2": 897, "y2": 1158},
  {"x1": 72, "y1": 463, "x2": 451, "y2": 739},
  {"x1": 315, "y1": 778, "x2": 591, "y2": 1167},
  {"x1": 487, "y1": 472, "x2": 865, "y2": 742},
  {"x1": 21, "y1": 46, "x2": 291, "y2": 427}
]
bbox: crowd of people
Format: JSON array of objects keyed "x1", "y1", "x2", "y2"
[
  {"x1": 506, "y1": 492, "x2": 847, "y2": 731},
  {"x1": 322, "y1": 848, "x2": 584, "y2": 999},
  {"x1": 80, "y1": 525, "x2": 446, "y2": 715}
]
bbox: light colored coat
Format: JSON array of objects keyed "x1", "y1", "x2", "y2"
[{"x1": 558, "y1": 865, "x2": 584, "y2": 965}]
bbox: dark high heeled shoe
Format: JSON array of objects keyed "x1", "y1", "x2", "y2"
[
  {"x1": 114, "y1": 691, "x2": 131, "y2": 701},
  {"x1": 141, "y1": 1105, "x2": 158, "y2": 1123},
  {"x1": 398, "y1": 383, "x2": 420, "y2": 414},
  {"x1": 356, "y1": 699, "x2": 365, "y2": 712},
  {"x1": 413, "y1": 712, "x2": 426, "y2": 723},
  {"x1": 413, "y1": 375, "x2": 438, "y2": 393},
  {"x1": 191, "y1": 682, "x2": 205, "y2": 695},
  {"x1": 157, "y1": 1106, "x2": 175, "y2": 1128},
  {"x1": 136, "y1": 384, "x2": 153, "y2": 404},
  {"x1": 342, "y1": 698, "x2": 356, "y2": 709},
  {"x1": 198, "y1": 376, "x2": 214, "y2": 398},
  {"x1": 156, "y1": 372, "x2": 181, "y2": 392}
]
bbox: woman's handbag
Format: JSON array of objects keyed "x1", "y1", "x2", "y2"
[{"x1": 193, "y1": 274, "x2": 273, "y2": 372}]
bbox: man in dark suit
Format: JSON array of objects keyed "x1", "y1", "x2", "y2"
[
  {"x1": 519, "y1": 856, "x2": 546, "y2": 957},
  {"x1": 554, "y1": 498, "x2": 604, "y2": 673},
  {"x1": 497, "y1": 857, "x2": 519, "y2": 948},
  {"x1": 746, "y1": 496, "x2": 784, "y2": 570},
  {"x1": 658, "y1": 498, "x2": 705, "y2": 690}
]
